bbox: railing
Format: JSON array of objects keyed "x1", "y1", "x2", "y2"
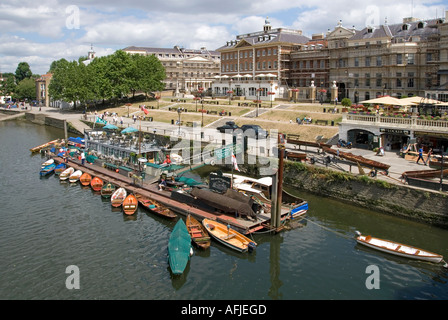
[{"x1": 342, "y1": 113, "x2": 448, "y2": 132}]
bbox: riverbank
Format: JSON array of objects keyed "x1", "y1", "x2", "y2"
[{"x1": 283, "y1": 161, "x2": 448, "y2": 228}]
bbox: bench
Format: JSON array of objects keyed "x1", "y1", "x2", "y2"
[
  {"x1": 103, "y1": 162, "x2": 118, "y2": 170},
  {"x1": 208, "y1": 110, "x2": 218, "y2": 115},
  {"x1": 186, "y1": 121, "x2": 194, "y2": 127},
  {"x1": 203, "y1": 100, "x2": 219, "y2": 104},
  {"x1": 171, "y1": 99, "x2": 186, "y2": 103},
  {"x1": 315, "y1": 120, "x2": 329, "y2": 126}
]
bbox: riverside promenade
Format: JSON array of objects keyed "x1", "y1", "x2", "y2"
[{"x1": 3, "y1": 104, "x2": 442, "y2": 190}]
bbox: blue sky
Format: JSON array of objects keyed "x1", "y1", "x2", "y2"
[{"x1": 1, "y1": 0, "x2": 446, "y2": 75}]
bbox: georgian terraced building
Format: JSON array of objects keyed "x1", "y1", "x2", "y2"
[
  {"x1": 213, "y1": 18, "x2": 310, "y2": 101},
  {"x1": 123, "y1": 46, "x2": 220, "y2": 94}
]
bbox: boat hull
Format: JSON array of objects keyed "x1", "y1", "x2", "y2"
[
  {"x1": 135, "y1": 194, "x2": 177, "y2": 219},
  {"x1": 90, "y1": 177, "x2": 103, "y2": 191},
  {"x1": 80, "y1": 173, "x2": 92, "y2": 186},
  {"x1": 59, "y1": 167, "x2": 75, "y2": 181},
  {"x1": 111, "y1": 188, "x2": 127, "y2": 207},
  {"x1": 203, "y1": 218, "x2": 256, "y2": 253},
  {"x1": 186, "y1": 214, "x2": 210, "y2": 250},
  {"x1": 101, "y1": 183, "x2": 115, "y2": 198},
  {"x1": 122, "y1": 194, "x2": 138, "y2": 215},
  {"x1": 355, "y1": 232, "x2": 443, "y2": 264},
  {"x1": 69, "y1": 170, "x2": 82, "y2": 183}
]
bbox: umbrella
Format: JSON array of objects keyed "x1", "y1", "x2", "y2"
[
  {"x1": 121, "y1": 126, "x2": 138, "y2": 134},
  {"x1": 103, "y1": 124, "x2": 118, "y2": 130},
  {"x1": 360, "y1": 96, "x2": 411, "y2": 106},
  {"x1": 400, "y1": 96, "x2": 443, "y2": 105}
]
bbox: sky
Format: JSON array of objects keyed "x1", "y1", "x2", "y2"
[{"x1": 1, "y1": 0, "x2": 447, "y2": 75}]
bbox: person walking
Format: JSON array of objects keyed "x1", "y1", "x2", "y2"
[
  {"x1": 81, "y1": 151, "x2": 86, "y2": 165},
  {"x1": 416, "y1": 147, "x2": 425, "y2": 164}
]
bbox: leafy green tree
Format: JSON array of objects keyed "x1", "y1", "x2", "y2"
[
  {"x1": 341, "y1": 98, "x2": 352, "y2": 107},
  {"x1": 0, "y1": 73, "x2": 16, "y2": 96},
  {"x1": 15, "y1": 62, "x2": 32, "y2": 82},
  {"x1": 14, "y1": 78, "x2": 36, "y2": 100},
  {"x1": 49, "y1": 58, "x2": 69, "y2": 73}
]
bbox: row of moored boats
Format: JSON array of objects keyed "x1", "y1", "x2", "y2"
[{"x1": 39, "y1": 158, "x2": 258, "y2": 276}]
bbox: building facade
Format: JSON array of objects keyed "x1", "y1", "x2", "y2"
[
  {"x1": 213, "y1": 18, "x2": 310, "y2": 101},
  {"x1": 123, "y1": 46, "x2": 220, "y2": 94},
  {"x1": 35, "y1": 73, "x2": 52, "y2": 107}
]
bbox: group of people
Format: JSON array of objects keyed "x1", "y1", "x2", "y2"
[{"x1": 295, "y1": 116, "x2": 312, "y2": 125}]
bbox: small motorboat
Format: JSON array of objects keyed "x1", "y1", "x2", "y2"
[
  {"x1": 355, "y1": 231, "x2": 445, "y2": 265},
  {"x1": 111, "y1": 187, "x2": 127, "y2": 208},
  {"x1": 90, "y1": 176, "x2": 103, "y2": 192},
  {"x1": 69, "y1": 170, "x2": 83, "y2": 183},
  {"x1": 122, "y1": 194, "x2": 138, "y2": 215},
  {"x1": 41, "y1": 158, "x2": 54, "y2": 168},
  {"x1": 202, "y1": 218, "x2": 256, "y2": 253},
  {"x1": 59, "y1": 167, "x2": 75, "y2": 181},
  {"x1": 80, "y1": 172, "x2": 92, "y2": 186},
  {"x1": 40, "y1": 164, "x2": 56, "y2": 177},
  {"x1": 135, "y1": 194, "x2": 177, "y2": 219},
  {"x1": 100, "y1": 182, "x2": 116, "y2": 198},
  {"x1": 186, "y1": 214, "x2": 210, "y2": 250}
]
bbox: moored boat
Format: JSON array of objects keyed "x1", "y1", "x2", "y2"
[
  {"x1": 80, "y1": 172, "x2": 92, "y2": 186},
  {"x1": 69, "y1": 170, "x2": 82, "y2": 183},
  {"x1": 59, "y1": 167, "x2": 75, "y2": 181},
  {"x1": 168, "y1": 219, "x2": 192, "y2": 275},
  {"x1": 202, "y1": 218, "x2": 256, "y2": 253},
  {"x1": 122, "y1": 194, "x2": 138, "y2": 215},
  {"x1": 54, "y1": 163, "x2": 67, "y2": 175},
  {"x1": 101, "y1": 182, "x2": 116, "y2": 198},
  {"x1": 41, "y1": 158, "x2": 54, "y2": 168},
  {"x1": 90, "y1": 176, "x2": 103, "y2": 191},
  {"x1": 135, "y1": 194, "x2": 177, "y2": 219},
  {"x1": 186, "y1": 214, "x2": 210, "y2": 250},
  {"x1": 355, "y1": 231, "x2": 445, "y2": 264},
  {"x1": 30, "y1": 139, "x2": 59, "y2": 153},
  {"x1": 111, "y1": 187, "x2": 127, "y2": 207},
  {"x1": 40, "y1": 164, "x2": 56, "y2": 177}
]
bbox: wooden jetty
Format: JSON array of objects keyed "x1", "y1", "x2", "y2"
[{"x1": 52, "y1": 156, "x2": 292, "y2": 234}]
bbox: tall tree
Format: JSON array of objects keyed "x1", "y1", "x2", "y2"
[
  {"x1": 15, "y1": 62, "x2": 32, "y2": 82},
  {"x1": 14, "y1": 78, "x2": 36, "y2": 100}
]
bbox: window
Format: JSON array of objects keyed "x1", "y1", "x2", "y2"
[
  {"x1": 397, "y1": 54, "x2": 402, "y2": 65},
  {"x1": 365, "y1": 57, "x2": 370, "y2": 67},
  {"x1": 407, "y1": 53, "x2": 415, "y2": 65},
  {"x1": 376, "y1": 73, "x2": 382, "y2": 87},
  {"x1": 365, "y1": 73, "x2": 370, "y2": 87},
  {"x1": 407, "y1": 72, "x2": 414, "y2": 87},
  {"x1": 376, "y1": 56, "x2": 382, "y2": 67},
  {"x1": 396, "y1": 72, "x2": 402, "y2": 88},
  {"x1": 354, "y1": 57, "x2": 359, "y2": 67}
]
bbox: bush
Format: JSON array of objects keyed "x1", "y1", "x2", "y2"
[{"x1": 341, "y1": 98, "x2": 352, "y2": 107}]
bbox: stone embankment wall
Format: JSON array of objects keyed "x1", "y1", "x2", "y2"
[{"x1": 283, "y1": 162, "x2": 448, "y2": 228}]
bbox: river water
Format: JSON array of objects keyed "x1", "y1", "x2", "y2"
[{"x1": 0, "y1": 119, "x2": 447, "y2": 301}]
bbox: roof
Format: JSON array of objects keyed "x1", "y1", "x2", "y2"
[
  {"x1": 217, "y1": 28, "x2": 310, "y2": 51},
  {"x1": 123, "y1": 46, "x2": 220, "y2": 56},
  {"x1": 350, "y1": 18, "x2": 441, "y2": 41}
]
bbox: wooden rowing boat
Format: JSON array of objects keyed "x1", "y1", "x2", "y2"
[
  {"x1": 59, "y1": 167, "x2": 75, "y2": 181},
  {"x1": 54, "y1": 163, "x2": 67, "y2": 175},
  {"x1": 80, "y1": 172, "x2": 92, "y2": 186},
  {"x1": 402, "y1": 168, "x2": 448, "y2": 180},
  {"x1": 69, "y1": 170, "x2": 82, "y2": 183},
  {"x1": 41, "y1": 159, "x2": 54, "y2": 168},
  {"x1": 30, "y1": 139, "x2": 59, "y2": 153},
  {"x1": 90, "y1": 176, "x2": 103, "y2": 191},
  {"x1": 186, "y1": 214, "x2": 210, "y2": 250},
  {"x1": 111, "y1": 187, "x2": 127, "y2": 207},
  {"x1": 323, "y1": 147, "x2": 390, "y2": 171},
  {"x1": 168, "y1": 219, "x2": 192, "y2": 275},
  {"x1": 202, "y1": 218, "x2": 257, "y2": 253},
  {"x1": 135, "y1": 194, "x2": 177, "y2": 219},
  {"x1": 122, "y1": 194, "x2": 138, "y2": 215},
  {"x1": 355, "y1": 231, "x2": 444, "y2": 264},
  {"x1": 40, "y1": 164, "x2": 56, "y2": 177},
  {"x1": 100, "y1": 182, "x2": 115, "y2": 198}
]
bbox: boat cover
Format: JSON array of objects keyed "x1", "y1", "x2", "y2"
[
  {"x1": 168, "y1": 219, "x2": 191, "y2": 275},
  {"x1": 191, "y1": 187, "x2": 257, "y2": 218}
]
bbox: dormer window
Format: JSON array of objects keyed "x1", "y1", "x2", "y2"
[
  {"x1": 402, "y1": 24, "x2": 409, "y2": 31},
  {"x1": 417, "y1": 21, "x2": 425, "y2": 29},
  {"x1": 367, "y1": 26, "x2": 374, "y2": 33}
]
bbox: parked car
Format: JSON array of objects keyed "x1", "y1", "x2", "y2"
[
  {"x1": 216, "y1": 121, "x2": 239, "y2": 133},
  {"x1": 240, "y1": 124, "x2": 268, "y2": 139}
]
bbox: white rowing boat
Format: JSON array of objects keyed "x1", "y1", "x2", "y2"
[{"x1": 355, "y1": 231, "x2": 444, "y2": 264}]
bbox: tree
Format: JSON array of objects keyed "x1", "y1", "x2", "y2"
[
  {"x1": 0, "y1": 73, "x2": 16, "y2": 96},
  {"x1": 14, "y1": 78, "x2": 36, "y2": 101},
  {"x1": 49, "y1": 58, "x2": 69, "y2": 73},
  {"x1": 341, "y1": 98, "x2": 352, "y2": 107},
  {"x1": 15, "y1": 62, "x2": 32, "y2": 82}
]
